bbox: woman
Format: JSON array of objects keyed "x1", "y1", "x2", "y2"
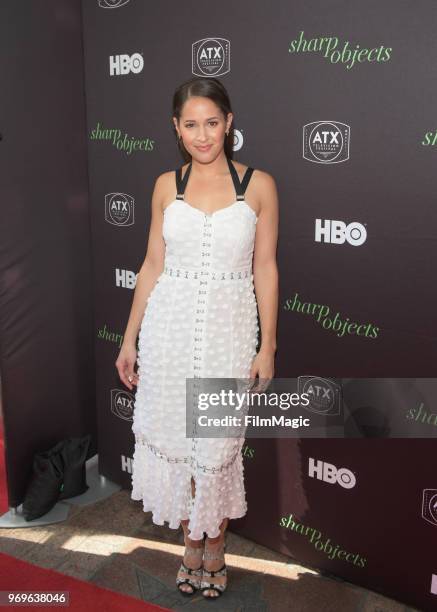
[{"x1": 116, "y1": 76, "x2": 278, "y2": 599}]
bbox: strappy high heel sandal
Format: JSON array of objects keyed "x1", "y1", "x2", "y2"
[
  {"x1": 201, "y1": 537, "x2": 227, "y2": 599},
  {"x1": 176, "y1": 536, "x2": 205, "y2": 597}
]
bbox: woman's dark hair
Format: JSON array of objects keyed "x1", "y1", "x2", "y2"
[{"x1": 172, "y1": 76, "x2": 234, "y2": 162}]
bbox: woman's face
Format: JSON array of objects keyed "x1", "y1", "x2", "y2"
[{"x1": 173, "y1": 96, "x2": 232, "y2": 161}]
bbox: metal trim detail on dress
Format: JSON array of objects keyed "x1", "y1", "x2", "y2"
[
  {"x1": 163, "y1": 265, "x2": 253, "y2": 281},
  {"x1": 158, "y1": 158, "x2": 256, "y2": 486},
  {"x1": 135, "y1": 434, "x2": 241, "y2": 474},
  {"x1": 189, "y1": 214, "x2": 214, "y2": 475}
]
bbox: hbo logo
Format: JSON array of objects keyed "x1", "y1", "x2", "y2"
[
  {"x1": 115, "y1": 268, "x2": 137, "y2": 289},
  {"x1": 308, "y1": 457, "x2": 356, "y2": 489},
  {"x1": 315, "y1": 219, "x2": 367, "y2": 246},
  {"x1": 109, "y1": 53, "x2": 144, "y2": 76}
]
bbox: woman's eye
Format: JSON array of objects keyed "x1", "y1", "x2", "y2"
[{"x1": 184, "y1": 122, "x2": 218, "y2": 128}]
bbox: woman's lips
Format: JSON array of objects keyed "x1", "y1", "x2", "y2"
[{"x1": 196, "y1": 145, "x2": 212, "y2": 152}]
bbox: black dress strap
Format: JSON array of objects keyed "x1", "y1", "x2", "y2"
[
  {"x1": 176, "y1": 158, "x2": 254, "y2": 201},
  {"x1": 226, "y1": 157, "x2": 254, "y2": 201},
  {"x1": 241, "y1": 166, "x2": 254, "y2": 194},
  {"x1": 175, "y1": 163, "x2": 192, "y2": 199}
]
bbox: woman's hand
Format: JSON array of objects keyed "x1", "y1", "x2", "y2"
[
  {"x1": 115, "y1": 343, "x2": 139, "y2": 391},
  {"x1": 249, "y1": 345, "x2": 275, "y2": 392}
]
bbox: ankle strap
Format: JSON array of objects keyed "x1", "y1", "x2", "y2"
[
  {"x1": 204, "y1": 542, "x2": 226, "y2": 561},
  {"x1": 184, "y1": 543, "x2": 204, "y2": 556}
]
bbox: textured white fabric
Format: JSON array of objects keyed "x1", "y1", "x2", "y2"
[{"x1": 131, "y1": 198, "x2": 259, "y2": 539}]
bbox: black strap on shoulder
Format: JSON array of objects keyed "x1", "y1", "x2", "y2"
[
  {"x1": 227, "y1": 157, "x2": 254, "y2": 200},
  {"x1": 175, "y1": 163, "x2": 192, "y2": 199},
  {"x1": 177, "y1": 158, "x2": 253, "y2": 201},
  {"x1": 241, "y1": 167, "x2": 254, "y2": 193}
]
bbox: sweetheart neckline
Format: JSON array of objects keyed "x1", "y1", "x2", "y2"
[{"x1": 163, "y1": 199, "x2": 258, "y2": 220}]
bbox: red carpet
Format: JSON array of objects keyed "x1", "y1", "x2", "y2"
[
  {"x1": 0, "y1": 422, "x2": 168, "y2": 611},
  {"x1": 0, "y1": 553, "x2": 168, "y2": 611}
]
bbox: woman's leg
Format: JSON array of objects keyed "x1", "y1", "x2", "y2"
[
  {"x1": 202, "y1": 516, "x2": 229, "y2": 598},
  {"x1": 177, "y1": 477, "x2": 204, "y2": 594}
]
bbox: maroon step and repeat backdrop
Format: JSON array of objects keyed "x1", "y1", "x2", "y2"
[
  {"x1": 0, "y1": 0, "x2": 96, "y2": 511},
  {"x1": 81, "y1": 1, "x2": 437, "y2": 610}
]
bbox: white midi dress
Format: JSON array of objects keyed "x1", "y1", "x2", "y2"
[{"x1": 131, "y1": 157, "x2": 259, "y2": 540}]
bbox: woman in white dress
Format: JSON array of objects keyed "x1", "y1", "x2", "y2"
[{"x1": 116, "y1": 76, "x2": 278, "y2": 599}]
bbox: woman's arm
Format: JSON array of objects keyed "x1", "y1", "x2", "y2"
[
  {"x1": 252, "y1": 171, "x2": 279, "y2": 376},
  {"x1": 122, "y1": 173, "x2": 167, "y2": 348}
]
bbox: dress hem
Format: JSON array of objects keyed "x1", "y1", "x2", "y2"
[{"x1": 130, "y1": 492, "x2": 247, "y2": 540}]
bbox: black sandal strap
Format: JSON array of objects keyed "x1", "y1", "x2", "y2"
[
  {"x1": 201, "y1": 586, "x2": 223, "y2": 597},
  {"x1": 177, "y1": 564, "x2": 202, "y2": 592},
  {"x1": 202, "y1": 564, "x2": 226, "y2": 575}
]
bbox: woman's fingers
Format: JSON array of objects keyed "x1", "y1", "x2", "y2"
[
  {"x1": 120, "y1": 364, "x2": 133, "y2": 390},
  {"x1": 126, "y1": 368, "x2": 139, "y2": 387},
  {"x1": 116, "y1": 356, "x2": 138, "y2": 391}
]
